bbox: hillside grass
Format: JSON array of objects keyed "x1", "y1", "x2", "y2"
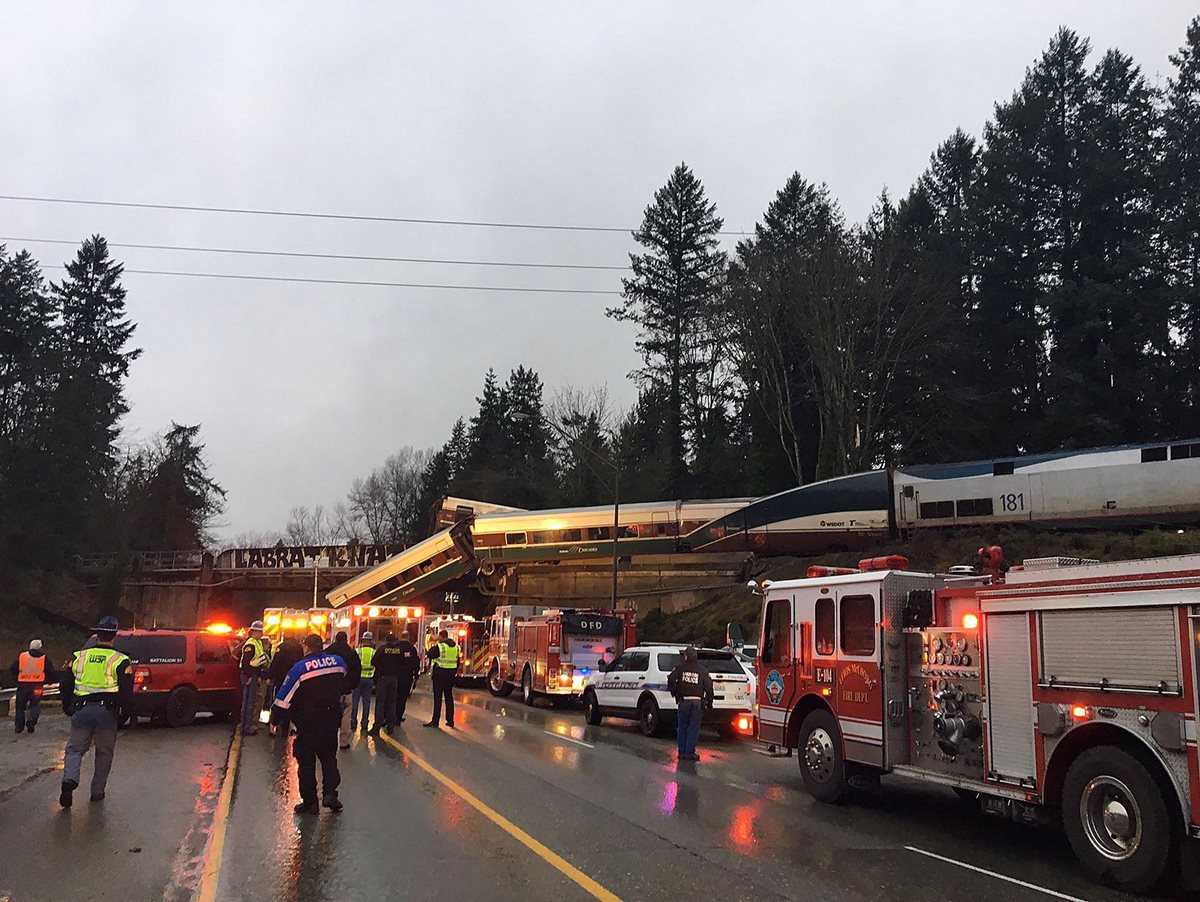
[
  {"x1": 0, "y1": 570, "x2": 91, "y2": 687},
  {"x1": 637, "y1": 526, "x2": 1200, "y2": 649}
]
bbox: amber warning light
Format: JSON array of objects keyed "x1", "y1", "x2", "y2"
[
  {"x1": 205, "y1": 623, "x2": 233, "y2": 634},
  {"x1": 962, "y1": 613, "x2": 979, "y2": 630}
]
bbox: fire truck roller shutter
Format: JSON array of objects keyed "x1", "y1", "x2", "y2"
[
  {"x1": 1039, "y1": 608, "x2": 1181, "y2": 694},
  {"x1": 984, "y1": 613, "x2": 1037, "y2": 785}
]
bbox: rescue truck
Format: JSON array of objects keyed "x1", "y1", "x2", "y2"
[
  {"x1": 752, "y1": 551, "x2": 1200, "y2": 894},
  {"x1": 486, "y1": 605, "x2": 636, "y2": 705},
  {"x1": 427, "y1": 614, "x2": 489, "y2": 682}
]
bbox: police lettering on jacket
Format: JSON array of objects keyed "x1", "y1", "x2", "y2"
[{"x1": 273, "y1": 654, "x2": 349, "y2": 710}]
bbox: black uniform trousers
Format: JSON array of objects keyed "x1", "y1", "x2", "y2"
[
  {"x1": 292, "y1": 708, "x2": 341, "y2": 803},
  {"x1": 396, "y1": 674, "x2": 414, "y2": 722},
  {"x1": 431, "y1": 667, "x2": 455, "y2": 726}
]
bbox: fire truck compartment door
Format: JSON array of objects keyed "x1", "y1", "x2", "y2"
[{"x1": 984, "y1": 613, "x2": 1036, "y2": 786}]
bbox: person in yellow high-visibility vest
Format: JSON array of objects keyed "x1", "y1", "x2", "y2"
[
  {"x1": 424, "y1": 630, "x2": 460, "y2": 729},
  {"x1": 57, "y1": 616, "x2": 132, "y2": 808},
  {"x1": 350, "y1": 632, "x2": 375, "y2": 734},
  {"x1": 9, "y1": 638, "x2": 57, "y2": 735}
]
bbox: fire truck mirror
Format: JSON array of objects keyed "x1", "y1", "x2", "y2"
[{"x1": 904, "y1": 590, "x2": 934, "y2": 629}]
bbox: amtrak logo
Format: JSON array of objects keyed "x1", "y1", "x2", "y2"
[{"x1": 765, "y1": 669, "x2": 786, "y2": 705}]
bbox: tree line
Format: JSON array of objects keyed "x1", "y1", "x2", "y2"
[{"x1": 0, "y1": 237, "x2": 224, "y2": 573}]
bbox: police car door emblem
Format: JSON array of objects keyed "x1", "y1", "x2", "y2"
[{"x1": 765, "y1": 669, "x2": 786, "y2": 705}]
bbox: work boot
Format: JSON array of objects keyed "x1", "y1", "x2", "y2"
[
  {"x1": 446, "y1": 722, "x2": 455, "y2": 730},
  {"x1": 423, "y1": 721, "x2": 439, "y2": 728},
  {"x1": 27, "y1": 723, "x2": 35, "y2": 734},
  {"x1": 293, "y1": 800, "x2": 319, "y2": 815},
  {"x1": 322, "y1": 794, "x2": 344, "y2": 812},
  {"x1": 60, "y1": 780, "x2": 78, "y2": 808},
  {"x1": 90, "y1": 792, "x2": 105, "y2": 802}
]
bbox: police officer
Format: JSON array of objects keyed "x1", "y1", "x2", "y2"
[
  {"x1": 667, "y1": 646, "x2": 713, "y2": 762},
  {"x1": 10, "y1": 638, "x2": 56, "y2": 734},
  {"x1": 350, "y1": 632, "x2": 375, "y2": 734},
  {"x1": 58, "y1": 616, "x2": 132, "y2": 807},
  {"x1": 239, "y1": 620, "x2": 271, "y2": 735},
  {"x1": 369, "y1": 630, "x2": 420, "y2": 735},
  {"x1": 425, "y1": 629, "x2": 460, "y2": 729},
  {"x1": 273, "y1": 633, "x2": 352, "y2": 814}
]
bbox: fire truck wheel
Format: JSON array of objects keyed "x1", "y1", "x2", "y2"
[
  {"x1": 164, "y1": 686, "x2": 200, "y2": 728},
  {"x1": 521, "y1": 668, "x2": 536, "y2": 706},
  {"x1": 1062, "y1": 746, "x2": 1176, "y2": 894},
  {"x1": 583, "y1": 690, "x2": 603, "y2": 726},
  {"x1": 488, "y1": 664, "x2": 513, "y2": 697},
  {"x1": 797, "y1": 708, "x2": 847, "y2": 803},
  {"x1": 638, "y1": 696, "x2": 664, "y2": 737}
]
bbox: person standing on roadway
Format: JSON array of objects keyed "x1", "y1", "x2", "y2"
[
  {"x1": 273, "y1": 633, "x2": 352, "y2": 814},
  {"x1": 369, "y1": 630, "x2": 419, "y2": 735},
  {"x1": 239, "y1": 620, "x2": 271, "y2": 736},
  {"x1": 424, "y1": 629, "x2": 460, "y2": 730},
  {"x1": 57, "y1": 616, "x2": 132, "y2": 807},
  {"x1": 268, "y1": 634, "x2": 304, "y2": 737},
  {"x1": 325, "y1": 630, "x2": 361, "y2": 750},
  {"x1": 667, "y1": 646, "x2": 713, "y2": 762},
  {"x1": 10, "y1": 638, "x2": 56, "y2": 735},
  {"x1": 350, "y1": 631, "x2": 375, "y2": 734}
]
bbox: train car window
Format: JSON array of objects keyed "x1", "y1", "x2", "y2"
[
  {"x1": 956, "y1": 497, "x2": 994, "y2": 517},
  {"x1": 918, "y1": 500, "x2": 954, "y2": 519},
  {"x1": 815, "y1": 598, "x2": 835, "y2": 656},
  {"x1": 762, "y1": 598, "x2": 791, "y2": 665},
  {"x1": 840, "y1": 595, "x2": 876, "y2": 656},
  {"x1": 992, "y1": 461, "x2": 1014, "y2": 475},
  {"x1": 528, "y1": 531, "x2": 554, "y2": 545},
  {"x1": 619, "y1": 526, "x2": 639, "y2": 539},
  {"x1": 504, "y1": 532, "x2": 527, "y2": 545},
  {"x1": 561, "y1": 528, "x2": 582, "y2": 542},
  {"x1": 1142, "y1": 446, "x2": 1168, "y2": 462},
  {"x1": 1170, "y1": 444, "x2": 1197, "y2": 460},
  {"x1": 588, "y1": 527, "x2": 611, "y2": 541}
]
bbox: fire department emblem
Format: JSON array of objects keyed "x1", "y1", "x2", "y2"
[{"x1": 764, "y1": 669, "x2": 785, "y2": 705}]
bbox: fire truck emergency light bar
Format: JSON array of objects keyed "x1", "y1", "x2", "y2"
[{"x1": 350, "y1": 605, "x2": 424, "y2": 619}]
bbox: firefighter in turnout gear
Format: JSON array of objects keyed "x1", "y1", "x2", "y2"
[
  {"x1": 10, "y1": 638, "x2": 56, "y2": 734},
  {"x1": 239, "y1": 620, "x2": 271, "y2": 735},
  {"x1": 273, "y1": 633, "x2": 353, "y2": 814},
  {"x1": 424, "y1": 630, "x2": 460, "y2": 729},
  {"x1": 58, "y1": 616, "x2": 133, "y2": 807}
]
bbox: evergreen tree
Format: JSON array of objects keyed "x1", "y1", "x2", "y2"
[
  {"x1": 609, "y1": 163, "x2": 727, "y2": 495},
  {"x1": 972, "y1": 29, "x2": 1092, "y2": 452},
  {"x1": 502, "y1": 366, "x2": 555, "y2": 508},
  {"x1": 445, "y1": 418, "x2": 468, "y2": 482},
  {"x1": 1160, "y1": 17, "x2": 1200, "y2": 432},
  {"x1": 128, "y1": 423, "x2": 226, "y2": 549},
  {"x1": 45, "y1": 236, "x2": 141, "y2": 560}
]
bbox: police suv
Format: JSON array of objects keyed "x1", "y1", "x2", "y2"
[{"x1": 581, "y1": 644, "x2": 756, "y2": 738}]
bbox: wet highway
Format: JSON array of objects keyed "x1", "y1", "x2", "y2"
[{"x1": 0, "y1": 683, "x2": 1161, "y2": 901}]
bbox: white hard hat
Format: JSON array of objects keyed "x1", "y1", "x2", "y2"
[
  {"x1": 29, "y1": 639, "x2": 42, "y2": 650},
  {"x1": 361, "y1": 631, "x2": 374, "y2": 641},
  {"x1": 250, "y1": 620, "x2": 264, "y2": 631}
]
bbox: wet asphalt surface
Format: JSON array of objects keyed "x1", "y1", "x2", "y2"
[{"x1": 0, "y1": 683, "x2": 1168, "y2": 901}]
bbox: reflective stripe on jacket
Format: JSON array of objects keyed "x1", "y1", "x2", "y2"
[
  {"x1": 17, "y1": 652, "x2": 45, "y2": 683},
  {"x1": 357, "y1": 646, "x2": 375, "y2": 678},
  {"x1": 243, "y1": 637, "x2": 270, "y2": 668},
  {"x1": 72, "y1": 647, "x2": 130, "y2": 695}
]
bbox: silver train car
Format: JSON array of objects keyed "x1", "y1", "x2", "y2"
[{"x1": 892, "y1": 439, "x2": 1200, "y2": 532}]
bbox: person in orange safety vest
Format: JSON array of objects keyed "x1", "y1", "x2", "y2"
[{"x1": 9, "y1": 639, "x2": 57, "y2": 735}]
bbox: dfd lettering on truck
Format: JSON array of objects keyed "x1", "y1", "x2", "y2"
[{"x1": 752, "y1": 551, "x2": 1200, "y2": 895}]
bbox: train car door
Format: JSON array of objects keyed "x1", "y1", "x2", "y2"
[{"x1": 833, "y1": 587, "x2": 885, "y2": 767}]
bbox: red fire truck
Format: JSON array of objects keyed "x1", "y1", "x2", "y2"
[
  {"x1": 486, "y1": 605, "x2": 636, "y2": 705},
  {"x1": 753, "y1": 552, "x2": 1200, "y2": 894}
]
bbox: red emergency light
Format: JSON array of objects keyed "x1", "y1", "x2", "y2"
[
  {"x1": 807, "y1": 565, "x2": 857, "y2": 578},
  {"x1": 859, "y1": 555, "x2": 909, "y2": 572}
]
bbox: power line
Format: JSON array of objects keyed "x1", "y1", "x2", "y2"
[
  {"x1": 0, "y1": 193, "x2": 749, "y2": 236},
  {"x1": 41, "y1": 264, "x2": 621, "y2": 295},
  {"x1": 3, "y1": 236, "x2": 628, "y2": 271}
]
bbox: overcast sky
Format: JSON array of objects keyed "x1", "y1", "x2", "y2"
[{"x1": 2, "y1": 3, "x2": 1194, "y2": 542}]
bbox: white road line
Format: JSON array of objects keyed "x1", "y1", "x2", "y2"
[
  {"x1": 904, "y1": 846, "x2": 1089, "y2": 902},
  {"x1": 544, "y1": 731, "x2": 595, "y2": 749}
]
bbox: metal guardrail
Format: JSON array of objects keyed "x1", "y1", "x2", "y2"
[
  {"x1": 74, "y1": 550, "x2": 205, "y2": 572},
  {"x1": 0, "y1": 684, "x2": 61, "y2": 717}
]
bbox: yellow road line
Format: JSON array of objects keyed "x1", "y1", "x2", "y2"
[
  {"x1": 196, "y1": 730, "x2": 242, "y2": 902},
  {"x1": 379, "y1": 732, "x2": 622, "y2": 902}
]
